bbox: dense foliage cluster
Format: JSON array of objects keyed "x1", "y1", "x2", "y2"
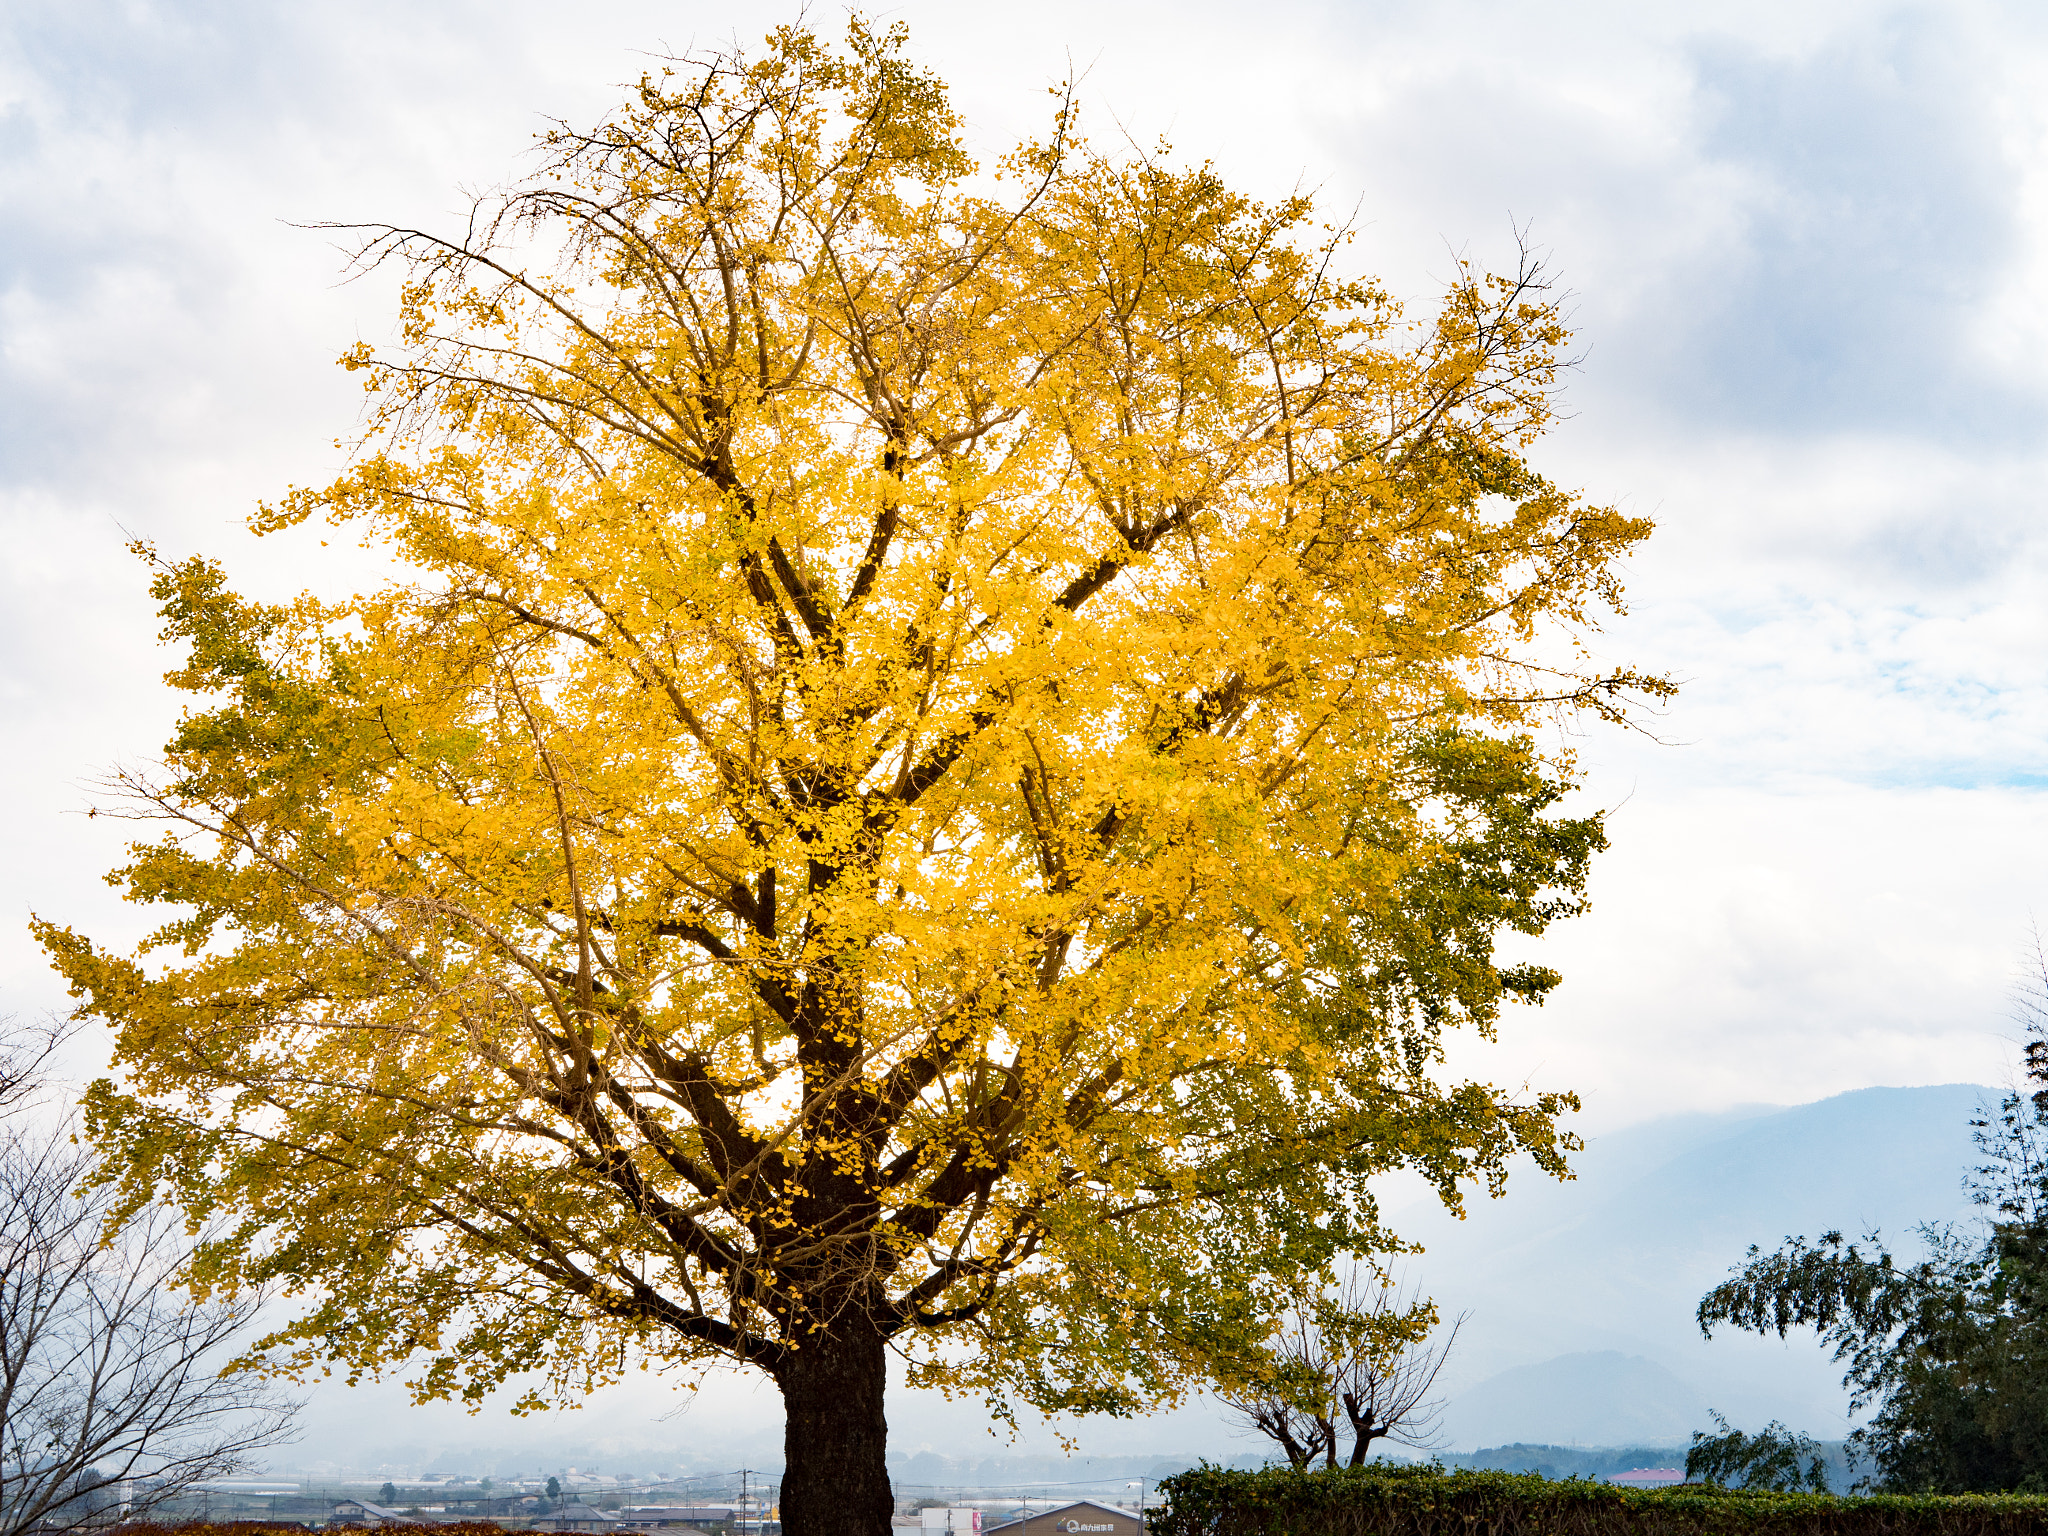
[
  {"x1": 35, "y1": 18, "x2": 1657, "y2": 1536},
  {"x1": 1699, "y1": 958, "x2": 2048, "y2": 1492},
  {"x1": 1685, "y1": 1415, "x2": 1830, "y2": 1494},
  {"x1": 1150, "y1": 1462, "x2": 2048, "y2": 1536}
]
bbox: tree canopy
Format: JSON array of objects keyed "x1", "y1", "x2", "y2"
[
  {"x1": 1698, "y1": 951, "x2": 2048, "y2": 1493},
  {"x1": 36, "y1": 20, "x2": 1659, "y2": 1536},
  {"x1": 1683, "y1": 1414, "x2": 1831, "y2": 1494}
]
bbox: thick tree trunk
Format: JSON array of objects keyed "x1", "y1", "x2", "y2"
[
  {"x1": 777, "y1": 1319, "x2": 894, "y2": 1536},
  {"x1": 1346, "y1": 1422, "x2": 1387, "y2": 1468}
]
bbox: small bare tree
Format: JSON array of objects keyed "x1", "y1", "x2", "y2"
[
  {"x1": 0, "y1": 1028, "x2": 297, "y2": 1536},
  {"x1": 1219, "y1": 1274, "x2": 1462, "y2": 1470},
  {"x1": 0, "y1": 1019, "x2": 66, "y2": 1117},
  {"x1": 1218, "y1": 1304, "x2": 1343, "y2": 1469}
]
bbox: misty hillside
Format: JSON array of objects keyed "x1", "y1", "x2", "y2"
[
  {"x1": 1403, "y1": 1083, "x2": 1990, "y2": 1447},
  {"x1": 1439, "y1": 1439, "x2": 1858, "y2": 1494},
  {"x1": 1438, "y1": 1352, "x2": 1708, "y2": 1449}
]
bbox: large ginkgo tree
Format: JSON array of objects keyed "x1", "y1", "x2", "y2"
[{"x1": 38, "y1": 20, "x2": 1663, "y2": 1536}]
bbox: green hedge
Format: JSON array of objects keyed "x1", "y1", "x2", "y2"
[{"x1": 1149, "y1": 1462, "x2": 2048, "y2": 1536}]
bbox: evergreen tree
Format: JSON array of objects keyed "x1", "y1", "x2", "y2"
[
  {"x1": 1698, "y1": 948, "x2": 2048, "y2": 1491},
  {"x1": 1685, "y1": 1413, "x2": 1829, "y2": 1492}
]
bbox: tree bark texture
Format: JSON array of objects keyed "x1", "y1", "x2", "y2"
[{"x1": 777, "y1": 1319, "x2": 893, "y2": 1536}]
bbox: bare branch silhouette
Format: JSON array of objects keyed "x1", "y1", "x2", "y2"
[
  {"x1": 1220, "y1": 1273, "x2": 1461, "y2": 1469},
  {"x1": 0, "y1": 1039, "x2": 297, "y2": 1536}
]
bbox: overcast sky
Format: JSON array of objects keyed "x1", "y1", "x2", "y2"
[{"x1": 6, "y1": 0, "x2": 2048, "y2": 1468}]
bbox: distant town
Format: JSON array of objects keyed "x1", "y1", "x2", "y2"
[
  {"x1": 138, "y1": 1468, "x2": 1167, "y2": 1536},
  {"x1": 113, "y1": 1441, "x2": 1763, "y2": 1534}
]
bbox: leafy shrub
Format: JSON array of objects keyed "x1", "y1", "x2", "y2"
[{"x1": 1151, "y1": 1460, "x2": 2048, "y2": 1535}]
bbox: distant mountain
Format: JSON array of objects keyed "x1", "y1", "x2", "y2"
[
  {"x1": 1445, "y1": 1443, "x2": 1689, "y2": 1478},
  {"x1": 1386, "y1": 1083, "x2": 1991, "y2": 1444},
  {"x1": 1440, "y1": 1436, "x2": 1859, "y2": 1494},
  {"x1": 1438, "y1": 1439, "x2": 1855, "y2": 1494},
  {"x1": 1437, "y1": 1352, "x2": 1708, "y2": 1449}
]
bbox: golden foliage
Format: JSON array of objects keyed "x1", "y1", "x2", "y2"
[{"x1": 38, "y1": 18, "x2": 1662, "y2": 1425}]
